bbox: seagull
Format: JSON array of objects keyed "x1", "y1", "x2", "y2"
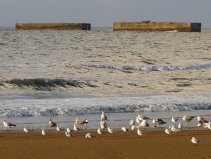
[
  {"x1": 131, "y1": 125, "x2": 136, "y2": 131},
  {"x1": 73, "y1": 123, "x2": 80, "y2": 131},
  {"x1": 129, "y1": 119, "x2": 135, "y2": 126},
  {"x1": 121, "y1": 127, "x2": 128, "y2": 132},
  {"x1": 137, "y1": 128, "x2": 144, "y2": 136},
  {"x1": 75, "y1": 117, "x2": 88, "y2": 126},
  {"x1": 178, "y1": 122, "x2": 182, "y2": 130},
  {"x1": 97, "y1": 128, "x2": 103, "y2": 135},
  {"x1": 155, "y1": 118, "x2": 167, "y2": 126},
  {"x1": 56, "y1": 126, "x2": 64, "y2": 131},
  {"x1": 171, "y1": 117, "x2": 178, "y2": 123},
  {"x1": 136, "y1": 114, "x2": 150, "y2": 124},
  {"x1": 191, "y1": 137, "x2": 202, "y2": 144},
  {"x1": 3, "y1": 120, "x2": 16, "y2": 128},
  {"x1": 100, "y1": 120, "x2": 107, "y2": 130},
  {"x1": 138, "y1": 120, "x2": 149, "y2": 128},
  {"x1": 23, "y1": 127, "x2": 30, "y2": 133},
  {"x1": 108, "y1": 127, "x2": 113, "y2": 133},
  {"x1": 65, "y1": 131, "x2": 71, "y2": 137},
  {"x1": 182, "y1": 115, "x2": 194, "y2": 123},
  {"x1": 41, "y1": 129, "x2": 46, "y2": 136},
  {"x1": 49, "y1": 119, "x2": 57, "y2": 127},
  {"x1": 165, "y1": 128, "x2": 171, "y2": 135},
  {"x1": 169, "y1": 125, "x2": 179, "y2": 132},
  {"x1": 85, "y1": 133, "x2": 96, "y2": 139},
  {"x1": 66, "y1": 128, "x2": 71, "y2": 133},
  {"x1": 100, "y1": 111, "x2": 107, "y2": 121}
]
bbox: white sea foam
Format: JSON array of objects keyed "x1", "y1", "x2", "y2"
[
  {"x1": 87, "y1": 63, "x2": 211, "y2": 72},
  {"x1": 1, "y1": 93, "x2": 211, "y2": 117}
]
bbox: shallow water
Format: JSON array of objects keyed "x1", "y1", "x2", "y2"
[{"x1": 0, "y1": 27, "x2": 211, "y2": 129}]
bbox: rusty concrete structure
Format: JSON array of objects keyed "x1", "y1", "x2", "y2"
[
  {"x1": 16, "y1": 23, "x2": 91, "y2": 30},
  {"x1": 113, "y1": 21, "x2": 201, "y2": 32}
]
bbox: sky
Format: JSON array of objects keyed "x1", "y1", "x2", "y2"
[{"x1": 0, "y1": 0, "x2": 211, "y2": 28}]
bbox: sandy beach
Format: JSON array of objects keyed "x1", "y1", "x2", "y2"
[{"x1": 0, "y1": 129, "x2": 210, "y2": 159}]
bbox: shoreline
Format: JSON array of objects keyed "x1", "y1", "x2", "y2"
[{"x1": 0, "y1": 129, "x2": 210, "y2": 159}]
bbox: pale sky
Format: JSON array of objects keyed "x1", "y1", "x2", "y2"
[{"x1": 0, "y1": 0, "x2": 211, "y2": 28}]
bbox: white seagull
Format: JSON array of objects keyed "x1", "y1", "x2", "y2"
[
  {"x1": 41, "y1": 129, "x2": 46, "y2": 136},
  {"x1": 121, "y1": 127, "x2": 128, "y2": 132},
  {"x1": 137, "y1": 128, "x2": 144, "y2": 136},
  {"x1": 131, "y1": 125, "x2": 136, "y2": 131},
  {"x1": 56, "y1": 126, "x2": 63, "y2": 131},
  {"x1": 171, "y1": 117, "x2": 178, "y2": 123},
  {"x1": 73, "y1": 123, "x2": 80, "y2": 131},
  {"x1": 139, "y1": 120, "x2": 149, "y2": 128},
  {"x1": 191, "y1": 137, "x2": 203, "y2": 144},
  {"x1": 65, "y1": 131, "x2": 71, "y2": 137},
  {"x1": 66, "y1": 128, "x2": 71, "y2": 133},
  {"x1": 85, "y1": 133, "x2": 96, "y2": 139},
  {"x1": 3, "y1": 120, "x2": 16, "y2": 128},
  {"x1": 23, "y1": 127, "x2": 32, "y2": 133},
  {"x1": 165, "y1": 128, "x2": 171, "y2": 135},
  {"x1": 136, "y1": 114, "x2": 149, "y2": 124},
  {"x1": 178, "y1": 122, "x2": 182, "y2": 130}
]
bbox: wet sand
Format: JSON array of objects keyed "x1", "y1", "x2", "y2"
[{"x1": 0, "y1": 129, "x2": 211, "y2": 159}]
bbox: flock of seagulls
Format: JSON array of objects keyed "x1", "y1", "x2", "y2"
[{"x1": 2, "y1": 112, "x2": 211, "y2": 144}]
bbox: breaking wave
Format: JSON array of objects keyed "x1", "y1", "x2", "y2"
[
  {"x1": 1, "y1": 94, "x2": 211, "y2": 117},
  {"x1": 87, "y1": 62, "x2": 211, "y2": 72}
]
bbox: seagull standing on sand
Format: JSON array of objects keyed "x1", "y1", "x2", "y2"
[
  {"x1": 137, "y1": 129, "x2": 144, "y2": 136},
  {"x1": 66, "y1": 128, "x2": 71, "y2": 133},
  {"x1": 136, "y1": 114, "x2": 150, "y2": 124},
  {"x1": 169, "y1": 125, "x2": 179, "y2": 132},
  {"x1": 85, "y1": 133, "x2": 96, "y2": 139},
  {"x1": 75, "y1": 117, "x2": 88, "y2": 126},
  {"x1": 3, "y1": 120, "x2": 16, "y2": 128},
  {"x1": 41, "y1": 129, "x2": 46, "y2": 136},
  {"x1": 182, "y1": 115, "x2": 194, "y2": 123},
  {"x1": 171, "y1": 117, "x2": 178, "y2": 123},
  {"x1": 73, "y1": 123, "x2": 80, "y2": 131},
  {"x1": 121, "y1": 127, "x2": 128, "y2": 132},
  {"x1": 23, "y1": 127, "x2": 30, "y2": 133},
  {"x1": 131, "y1": 125, "x2": 136, "y2": 131},
  {"x1": 65, "y1": 131, "x2": 71, "y2": 137},
  {"x1": 191, "y1": 137, "x2": 203, "y2": 144},
  {"x1": 138, "y1": 120, "x2": 149, "y2": 128},
  {"x1": 165, "y1": 128, "x2": 171, "y2": 135},
  {"x1": 178, "y1": 122, "x2": 182, "y2": 130},
  {"x1": 49, "y1": 119, "x2": 57, "y2": 127}
]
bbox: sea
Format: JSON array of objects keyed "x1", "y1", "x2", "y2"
[{"x1": 0, "y1": 27, "x2": 211, "y2": 130}]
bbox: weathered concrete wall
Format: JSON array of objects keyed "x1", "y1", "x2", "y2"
[
  {"x1": 16, "y1": 23, "x2": 91, "y2": 30},
  {"x1": 113, "y1": 21, "x2": 201, "y2": 32}
]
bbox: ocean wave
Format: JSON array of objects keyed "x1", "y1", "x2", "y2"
[
  {"x1": 87, "y1": 63, "x2": 211, "y2": 72},
  {"x1": 1, "y1": 78, "x2": 98, "y2": 90},
  {"x1": 1, "y1": 103, "x2": 211, "y2": 117}
]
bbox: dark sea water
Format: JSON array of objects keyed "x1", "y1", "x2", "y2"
[{"x1": 0, "y1": 27, "x2": 211, "y2": 129}]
